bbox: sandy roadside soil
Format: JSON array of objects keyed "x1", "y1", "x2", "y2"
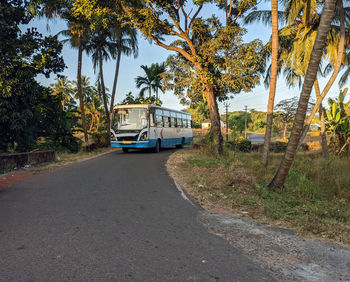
[{"x1": 167, "y1": 151, "x2": 350, "y2": 282}]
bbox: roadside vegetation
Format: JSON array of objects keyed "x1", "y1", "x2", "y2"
[
  {"x1": 169, "y1": 144, "x2": 350, "y2": 246},
  {"x1": 172, "y1": 92, "x2": 350, "y2": 246}
]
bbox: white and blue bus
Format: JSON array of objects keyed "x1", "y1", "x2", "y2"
[{"x1": 110, "y1": 104, "x2": 193, "y2": 153}]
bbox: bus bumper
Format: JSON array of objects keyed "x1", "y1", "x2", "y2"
[{"x1": 110, "y1": 140, "x2": 157, "y2": 149}]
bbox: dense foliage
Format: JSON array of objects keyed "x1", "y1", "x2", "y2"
[
  {"x1": 0, "y1": 0, "x2": 70, "y2": 152},
  {"x1": 325, "y1": 88, "x2": 350, "y2": 155}
]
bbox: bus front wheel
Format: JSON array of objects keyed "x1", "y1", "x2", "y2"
[{"x1": 154, "y1": 140, "x2": 161, "y2": 153}]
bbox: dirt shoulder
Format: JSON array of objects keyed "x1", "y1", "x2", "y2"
[
  {"x1": 0, "y1": 147, "x2": 117, "y2": 190},
  {"x1": 167, "y1": 149, "x2": 350, "y2": 281}
]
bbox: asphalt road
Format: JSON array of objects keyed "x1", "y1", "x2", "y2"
[
  {"x1": 0, "y1": 149, "x2": 273, "y2": 281},
  {"x1": 247, "y1": 133, "x2": 264, "y2": 144}
]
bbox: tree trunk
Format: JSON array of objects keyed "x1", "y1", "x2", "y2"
[
  {"x1": 261, "y1": 0, "x2": 279, "y2": 167},
  {"x1": 314, "y1": 79, "x2": 329, "y2": 158},
  {"x1": 204, "y1": 81, "x2": 223, "y2": 155},
  {"x1": 297, "y1": 0, "x2": 345, "y2": 148},
  {"x1": 283, "y1": 122, "x2": 287, "y2": 140},
  {"x1": 319, "y1": 103, "x2": 329, "y2": 158},
  {"x1": 109, "y1": 41, "x2": 122, "y2": 129},
  {"x1": 99, "y1": 49, "x2": 110, "y2": 132},
  {"x1": 269, "y1": 0, "x2": 337, "y2": 189},
  {"x1": 77, "y1": 39, "x2": 88, "y2": 143}
]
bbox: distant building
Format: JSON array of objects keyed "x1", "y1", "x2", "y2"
[{"x1": 201, "y1": 119, "x2": 226, "y2": 128}]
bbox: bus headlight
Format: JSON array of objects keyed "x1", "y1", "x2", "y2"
[{"x1": 139, "y1": 132, "x2": 147, "y2": 140}]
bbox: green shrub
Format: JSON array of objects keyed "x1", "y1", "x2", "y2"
[
  {"x1": 270, "y1": 141, "x2": 288, "y2": 153},
  {"x1": 237, "y1": 138, "x2": 252, "y2": 152},
  {"x1": 91, "y1": 131, "x2": 110, "y2": 148},
  {"x1": 38, "y1": 136, "x2": 82, "y2": 153},
  {"x1": 225, "y1": 136, "x2": 251, "y2": 152}
]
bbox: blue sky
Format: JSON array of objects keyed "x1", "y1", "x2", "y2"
[{"x1": 26, "y1": 2, "x2": 346, "y2": 114}]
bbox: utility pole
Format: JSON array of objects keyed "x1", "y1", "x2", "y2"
[
  {"x1": 244, "y1": 105, "x2": 248, "y2": 139},
  {"x1": 224, "y1": 103, "x2": 229, "y2": 141}
]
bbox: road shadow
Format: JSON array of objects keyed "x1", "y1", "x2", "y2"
[{"x1": 113, "y1": 147, "x2": 183, "y2": 155}]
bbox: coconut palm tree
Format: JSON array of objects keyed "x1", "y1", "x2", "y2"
[
  {"x1": 85, "y1": 95, "x2": 104, "y2": 133},
  {"x1": 260, "y1": 0, "x2": 279, "y2": 167},
  {"x1": 85, "y1": 28, "x2": 117, "y2": 130},
  {"x1": 50, "y1": 76, "x2": 74, "y2": 109},
  {"x1": 72, "y1": 76, "x2": 97, "y2": 103},
  {"x1": 247, "y1": 0, "x2": 347, "y2": 160},
  {"x1": 135, "y1": 63, "x2": 165, "y2": 101},
  {"x1": 296, "y1": 0, "x2": 346, "y2": 147},
  {"x1": 269, "y1": 0, "x2": 338, "y2": 188},
  {"x1": 339, "y1": 53, "x2": 350, "y2": 87},
  {"x1": 109, "y1": 23, "x2": 138, "y2": 127},
  {"x1": 60, "y1": 17, "x2": 90, "y2": 142}
]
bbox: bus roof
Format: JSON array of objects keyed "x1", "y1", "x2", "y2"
[{"x1": 113, "y1": 104, "x2": 192, "y2": 116}]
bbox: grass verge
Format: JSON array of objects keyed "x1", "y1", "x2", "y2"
[{"x1": 167, "y1": 148, "x2": 350, "y2": 246}]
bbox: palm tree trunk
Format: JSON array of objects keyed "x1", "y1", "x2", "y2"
[
  {"x1": 297, "y1": 0, "x2": 345, "y2": 148},
  {"x1": 98, "y1": 49, "x2": 110, "y2": 131},
  {"x1": 269, "y1": 0, "x2": 337, "y2": 189},
  {"x1": 149, "y1": 87, "x2": 151, "y2": 99},
  {"x1": 261, "y1": 0, "x2": 279, "y2": 167},
  {"x1": 109, "y1": 41, "x2": 122, "y2": 129},
  {"x1": 77, "y1": 39, "x2": 88, "y2": 143},
  {"x1": 314, "y1": 79, "x2": 329, "y2": 158}
]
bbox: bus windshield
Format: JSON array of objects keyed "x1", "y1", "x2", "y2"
[{"x1": 114, "y1": 108, "x2": 148, "y2": 130}]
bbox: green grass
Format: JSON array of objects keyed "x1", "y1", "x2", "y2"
[{"x1": 172, "y1": 148, "x2": 350, "y2": 246}]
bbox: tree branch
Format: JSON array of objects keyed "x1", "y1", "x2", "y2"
[
  {"x1": 149, "y1": 34, "x2": 195, "y2": 63},
  {"x1": 188, "y1": 5, "x2": 202, "y2": 32},
  {"x1": 227, "y1": 0, "x2": 234, "y2": 24}
]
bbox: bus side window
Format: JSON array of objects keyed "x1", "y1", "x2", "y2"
[
  {"x1": 150, "y1": 113, "x2": 155, "y2": 127},
  {"x1": 171, "y1": 117, "x2": 176, "y2": 128},
  {"x1": 168, "y1": 117, "x2": 171, "y2": 127},
  {"x1": 178, "y1": 118, "x2": 182, "y2": 128},
  {"x1": 164, "y1": 116, "x2": 169, "y2": 127},
  {"x1": 156, "y1": 114, "x2": 163, "y2": 127}
]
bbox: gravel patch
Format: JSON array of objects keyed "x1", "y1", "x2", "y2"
[{"x1": 198, "y1": 211, "x2": 350, "y2": 281}]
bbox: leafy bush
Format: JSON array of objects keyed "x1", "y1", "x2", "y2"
[
  {"x1": 225, "y1": 136, "x2": 251, "y2": 152},
  {"x1": 237, "y1": 138, "x2": 252, "y2": 152},
  {"x1": 91, "y1": 131, "x2": 110, "y2": 148},
  {"x1": 270, "y1": 141, "x2": 288, "y2": 153},
  {"x1": 38, "y1": 136, "x2": 82, "y2": 153}
]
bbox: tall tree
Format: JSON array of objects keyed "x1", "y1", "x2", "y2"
[
  {"x1": 109, "y1": 22, "x2": 138, "y2": 127},
  {"x1": 0, "y1": 0, "x2": 66, "y2": 152},
  {"x1": 59, "y1": 13, "x2": 90, "y2": 142},
  {"x1": 269, "y1": 0, "x2": 337, "y2": 189},
  {"x1": 297, "y1": 0, "x2": 346, "y2": 146},
  {"x1": 85, "y1": 28, "x2": 117, "y2": 130},
  {"x1": 261, "y1": 0, "x2": 279, "y2": 167}
]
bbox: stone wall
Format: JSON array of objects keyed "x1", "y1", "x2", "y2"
[{"x1": 0, "y1": 151, "x2": 56, "y2": 171}]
